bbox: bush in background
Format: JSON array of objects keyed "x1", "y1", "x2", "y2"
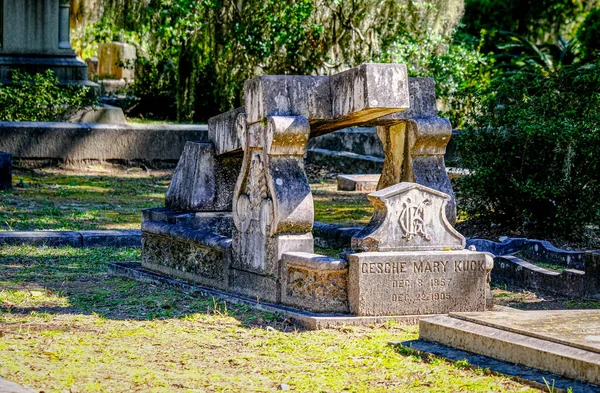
[
  {"x1": 456, "y1": 61, "x2": 600, "y2": 239},
  {"x1": 0, "y1": 70, "x2": 97, "y2": 122}
]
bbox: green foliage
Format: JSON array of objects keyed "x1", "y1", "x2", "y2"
[
  {"x1": 380, "y1": 30, "x2": 493, "y2": 128},
  {"x1": 577, "y1": 8, "x2": 600, "y2": 61},
  {"x1": 456, "y1": 61, "x2": 600, "y2": 237},
  {"x1": 0, "y1": 70, "x2": 97, "y2": 122},
  {"x1": 495, "y1": 32, "x2": 579, "y2": 73},
  {"x1": 93, "y1": 0, "x2": 464, "y2": 121},
  {"x1": 461, "y1": 0, "x2": 597, "y2": 47}
]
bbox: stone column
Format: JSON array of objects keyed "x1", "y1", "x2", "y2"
[
  {"x1": 231, "y1": 115, "x2": 314, "y2": 302},
  {"x1": 58, "y1": 1, "x2": 72, "y2": 50}
]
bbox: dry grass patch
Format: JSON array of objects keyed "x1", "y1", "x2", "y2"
[{"x1": 0, "y1": 246, "x2": 544, "y2": 393}]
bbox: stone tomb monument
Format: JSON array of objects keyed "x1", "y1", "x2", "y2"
[
  {"x1": 113, "y1": 63, "x2": 492, "y2": 326},
  {"x1": 0, "y1": 0, "x2": 94, "y2": 87}
]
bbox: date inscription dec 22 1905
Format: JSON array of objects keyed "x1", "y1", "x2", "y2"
[{"x1": 347, "y1": 251, "x2": 489, "y2": 316}]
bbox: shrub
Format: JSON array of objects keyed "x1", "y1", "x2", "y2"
[
  {"x1": 0, "y1": 70, "x2": 97, "y2": 122},
  {"x1": 577, "y1": 8, "x2": 600, "y2": 62},
  {"x1": 456, "y1": 61, "x2": 600, "y2": 238},
  {"x1": 380, "y1": 31, "x2": 493, "y2": 128}
]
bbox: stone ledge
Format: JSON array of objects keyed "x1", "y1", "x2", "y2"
[
  {"x1": 108, "y1": 261, "x2": 434, "y2": 330},
  {"x1": 142, "y1": 220, "x2": 231, "y2": 251},
  {"x1": 396, "y1": 340, "x2": 599, "y2": 393},
  {"x1": 282, "y1": 252, "x2": 347, "y2": 271},
  {"x1": 419, "y1": 312, "x2": 600, "y2": 386},
  {"x1": 0, "y1": 121, "x2": 207, "y2": 167},
  {"x1": 0, "y1": 230, "x2": 141, "y2": 248}
]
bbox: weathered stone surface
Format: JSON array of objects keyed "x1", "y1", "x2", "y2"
[
  {"x1": 232, "y1": 116, "x2": 314, "y2": 276},
  {"x1": 337, "y1": 174, "x2": 380, "y2": 192},
  {"x1": 192, "y1": 212, "x2": 234, "y2": 237},
  {"x1": 281, "y1": 252, "x2": 349, "y2": 313},
  {"x1": 80, "y1": 230, "x2": 141, "y2": 248},
  {"x1": 0, "y1": 377, "x2": 34, "y2": 393},
  {"x1": 420, "y1": 311, "x2": 600, "y2": 385},
  {"x1": 228, "y1": 268, "x2": 280, "y2": 303},
  {"x1": 375, "y1": 77, "x2": 438, "y2": 122},
  {"x1": 165, "y1": 141, "x2": 240, "y2": 212},
  {"x1": 68, "y1": 104, "x2": 127, "y2": 124},
  {"x1": 305, "y1": 148, "x2": 384, "y2": 174},
  {"x1": 141, "y1": 221, "x2": 231, "y2": 290},
  {"x1": 312, "y1": 221, "x2": 363, "y2": 251},
  {"x1": 376, "y1": 118, "x2": 456, "y2": 224},
  {"x1": 352, "y1": 183, "x2": 464, "y2": 252},
  {"x1": 347, "y1": 250, "x2": 491, "y2": 316},
  {"x1": 166, "y1": 142, "x2": 217, "y2": 211},
  {"x1": 208, "y1": 107, "x2": 245, "y2": 155},
  {"x1": 311, "y1": 63, "x2": 409, "y2": 135},
  {"x1": 98, "y1": 42, "x2": 136, "y2": 80},
  {"x1": 0, "y1": 121, "x2": 207, "y2": 166},
  {"x1": 244, "y1": 75, "x2": 332, "y2": 125},
  {"x1": 0, "y1": 152, "x2": 12, "y2": 190},
  {"x1": 306, "y1": 127, "x2": 385, "y2": 157}
]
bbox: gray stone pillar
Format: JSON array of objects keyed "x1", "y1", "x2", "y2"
[{"x1": 58, "y1": 1, "x2": 71, "y2": 50}]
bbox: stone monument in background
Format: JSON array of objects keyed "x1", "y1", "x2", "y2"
[{"x1": 0, "y1": 0, "x2": 95, "y2": 87}]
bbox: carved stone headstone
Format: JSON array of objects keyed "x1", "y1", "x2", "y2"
[
  {"x1": 98, "y1": 42, "x2": 136, "y2": 80},
  {"x1": 347, "y1": 182, "x2": 492, "y2": 316},
  {"x1": 351, "y1": 182, "x2": 464, "y2": 252}
]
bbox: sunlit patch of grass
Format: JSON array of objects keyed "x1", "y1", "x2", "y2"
[
  {"x1": 311, "y1": 183, "x2": 373, "y2": 226},
  {"x1": 0, "y1": 246, "x2": 543, "y2": 393},
  {"x1": 0, "y1": 168, "x2": 171, "y2": 231}
]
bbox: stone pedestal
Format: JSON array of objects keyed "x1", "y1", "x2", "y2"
[
  {"x1": 0, "y1": 0, "x2": 96, "y2": 88},
  {"x1": 347, "y1": 250, "x2": 488, "y2": 316}
]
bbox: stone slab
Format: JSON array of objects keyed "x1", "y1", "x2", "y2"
[
  {"x1": 80, "y1": 230, "x2": 141, "y2": 248},
  {"x1": 108, "y1": 261, "x2": 434, "y2": 330},
  {"x1": 337, "y1": 174, "x2": 380, "y2": 192},
  {"x1": 0, "y1": 121, "x2": 207, "y2": 166},
  {"x1": 420, "y1": 313, "x2": 600, "y2": 386},
  {"x1": 68, "y1": 104, "x2": 128, "y2": 124},
  {"x1": 141, "y1": 221, "x2": 231, "y2": 290},
  {"x1": 0, "y1": 231, "x2": 82, "y2": 247},
  {"x1": 396, "y1": 340, "x2": 599, "y2": 393},
  {"x1": 450, "y1": 310, "x2": 600, "y2": 354},
  {"x1": 0, "y1": 377, "x2": 34, "y2": 393},
  {"x1": 347, "y1": 250, "x2": 489, "y2": 316},
  {"x1": 0, "y1": 230, "x2": 141, "y2": 248}
]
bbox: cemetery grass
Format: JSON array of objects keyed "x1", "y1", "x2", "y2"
[
  {"x1": 0, "y1": 246, "x2": 547, "y2": 393},
  {"x1": 0, "y1": 167, "x2": 172, "y2": 231},
  {"x1": 0, "y1": 168, "x2": 374, "y2": 231}
]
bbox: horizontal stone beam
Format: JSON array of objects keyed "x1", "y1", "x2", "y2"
[{"x1": 208, "y1": 63, "x2": 410, "y2": 155}]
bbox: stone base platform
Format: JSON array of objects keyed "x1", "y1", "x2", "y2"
[
  {"x1": 108, "y1": 261, "x2": 436, "y2": 330},
  {"x1": 419, "y1": 310, "x2": 600, "y2": 386}
]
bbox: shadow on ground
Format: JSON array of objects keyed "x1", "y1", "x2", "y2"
[{"x1": 0, "y1": 246, "x2": 296, "y2": 331}]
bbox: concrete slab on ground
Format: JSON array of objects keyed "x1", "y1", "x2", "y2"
[
  {"x1": 394, "y1": 340, "x2": 599, "y2": 393},
  {"x1": 337, "y1": 174, "x2": 380, "y2": 192},
  {"x1": 0, "y1": 377, "x2": 34, "y2": 393},
  {"x1": 419, "y1": 311, "x2": 600, "y2": 386}
]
